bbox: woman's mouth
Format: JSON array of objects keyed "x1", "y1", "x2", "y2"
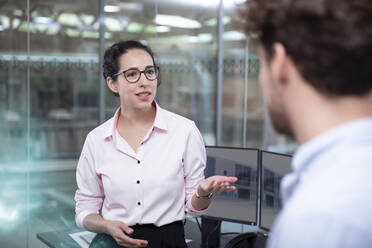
[
  {"x1": 136, "y1": 92, "x2": 151, "y2": 96},
  {"x1": 136, "y1": 92, "x2": 151, "y2": 101}
]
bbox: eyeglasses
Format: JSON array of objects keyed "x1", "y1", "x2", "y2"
[{"x1": 113, "y1": 66, "x2": 159, "y2": 83}]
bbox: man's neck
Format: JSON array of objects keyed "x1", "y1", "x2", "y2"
[{"x1": 290, "y1": 93, "x2": 372, "y2": 145}]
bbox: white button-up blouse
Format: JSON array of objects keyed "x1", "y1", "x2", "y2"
[{"x1": 74, "y1": 103, "x2": 207, "y2": 229}]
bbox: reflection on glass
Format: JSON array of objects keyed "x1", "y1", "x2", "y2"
[
  {"x1": 235, "y1": 163, "x2": 251, "y2": 186},
  {"x1": 263, "y1": 168, "x2": 275, "y2": 193},
  {"x1": 0, "y1": 2, "x2": 28, "y2": 245},
  {"x1": 1, "y1": 0, "x2": 99, "y2": 247},
  {"x1": 204, "y1": 147, "x2": 258, "y2": 224},
  {"x1": 223, "y1": 1, "x2": 263, "y2": 148},
  {"x1": 260, "y1": 151, "x2": 293, "y2": 230},
  {"x1": 206, "y1": 156, "x2": 216, "y2": 178}
]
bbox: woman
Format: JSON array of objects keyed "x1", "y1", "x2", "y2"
[{"x1": 74, "y1": 40, "x2": 237, "y2": 248}]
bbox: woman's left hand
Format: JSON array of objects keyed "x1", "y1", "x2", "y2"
[{"x1": 197, "y1": 176, "x2": 238, "y2": 197}]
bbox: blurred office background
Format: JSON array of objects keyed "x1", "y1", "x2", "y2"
[{"x1": 0, "y1": 0, "x2": 296, "y2": 247}]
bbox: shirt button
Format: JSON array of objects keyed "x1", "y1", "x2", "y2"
[
  {"x1": 137, "y1": 160, "x2": 140, "y2": 164},
  {"x1": 137, "y1": 202, "x2": 141, "y2": 205},
  {"x1": 137, "y1": 180, "x2": 140, "y2": 184}
]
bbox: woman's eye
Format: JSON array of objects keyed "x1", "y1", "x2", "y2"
[
  {"x1": 146, "y1": 69, "x2": 155, "y2": 75},
  {"x1": 126, "y1": 71, "x2": 138, "y2": 78}
]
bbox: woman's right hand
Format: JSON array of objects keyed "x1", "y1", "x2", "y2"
[{"x1": 104, "y1": 220, "x2": 148, "y2": 247}]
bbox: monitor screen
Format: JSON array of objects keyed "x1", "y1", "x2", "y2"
[
  {"x1": 203, "y1": 146, "x2": 259, "y2": 225},
  {"x1": 260, "y1": 151, "x2": 292, "y2": 230}
]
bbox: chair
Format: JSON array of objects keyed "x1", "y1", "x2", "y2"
[{"x1": 223, "y1": 232, "x2": 257, "y2": 248}]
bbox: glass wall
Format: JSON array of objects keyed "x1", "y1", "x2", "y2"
[
  {"x1": 103, "y1": 0, "x2": 219, "y2": 144},
  {"x1": 222, "y1": 2, "x2": 263, "y2": 148},
  {"x1": 0, "y1": 0, "x2": 296, "y2": 247},
  {"x1": 0, "y1": 1, "x2": 29, "y2": 247}
]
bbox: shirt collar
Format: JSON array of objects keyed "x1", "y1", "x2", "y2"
[
  {"x1": 103, "y1": 101, "x2": 168, "y2": 140},
  {"x1": 152, "y1": 101, "x2": 168, "y2": 132},
  {"x1": 103, "y1": 108, "x2": 120, "y2": 140},
  {"x1": 292, "y1": 117, "x2": 372, "y2": 174}
]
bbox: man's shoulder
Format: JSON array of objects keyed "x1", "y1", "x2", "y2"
[
  {"x1": 269, "y1": 209, "x2": 372, "y2": 248},
  {"x1": 289, "y1": 163, "x2": 372, "y2": 215},
  {"x1": 280, "y1": 171, "x2": 372, "y2": 242}
]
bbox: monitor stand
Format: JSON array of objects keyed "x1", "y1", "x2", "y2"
[{"x1": 201, "y1": 216, "x2": 221, "y2": 248}]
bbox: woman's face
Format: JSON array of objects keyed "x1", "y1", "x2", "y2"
[{"x1": 113, "y1": 49, "x2": 158, "y2": 111}]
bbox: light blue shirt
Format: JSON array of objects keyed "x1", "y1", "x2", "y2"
[{"x1": 268, "y1": 118, "x2": 372, "y2": 248}]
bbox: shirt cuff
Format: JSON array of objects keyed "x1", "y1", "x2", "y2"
[
  {"x1": 185, "y1": 195, "x2": 210, "y2": 218},
  {"x1": 75, "y1": 210, "x2": 98, "y2": 229}
]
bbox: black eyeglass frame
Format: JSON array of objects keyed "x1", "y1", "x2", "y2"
[{"x1": 113, "y1": 66, "x2": 159, "y2": 83}]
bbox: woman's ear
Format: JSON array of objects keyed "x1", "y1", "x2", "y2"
[{"x1": 106, "y1": 77, "x2": 119, "y2": 94}]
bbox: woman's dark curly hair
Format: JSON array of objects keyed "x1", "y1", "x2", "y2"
[
  {"x1": 242, "y1": 0, "x2": 372, "y2": 96},
  {"x1": 103, "y1": 40, "x2": 161, "y2": 96}
]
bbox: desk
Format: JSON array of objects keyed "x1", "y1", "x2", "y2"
[
  {"x1": 37, "y1": 229, "x2": 81, "y2": 248},
  {"x1": 36, "y1": 220, "x2": 267, "y2": 248},
  {"x1": 36, "y1": 220, "x2": 202, "y2": 248}
]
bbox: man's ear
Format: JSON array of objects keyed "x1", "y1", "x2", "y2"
[
  {"x1": 270, "y1": 42, "x2": 289, "y2": 86},
  {"x1": 106, "y1": 77, "x2": 118, "y2": 94}
]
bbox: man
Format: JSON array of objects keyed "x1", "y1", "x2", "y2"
[{"x1": 242, "y1": 0, "x2": 372, "y2": 247}]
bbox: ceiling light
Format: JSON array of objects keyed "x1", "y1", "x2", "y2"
[
  {"x1": 189, "y1": 36, "x2": 199, "y2": 42},
  {"x1": 175, "y1": 0, "x2": 220, "y2": 8},
  {"x1": 105, "y1": 17, "x2": 123, "y2": 32},
  {"x1": 80, "y1": 14, "x2": 95, "y2": 25},
  {"x1": 198, "y1": 33, "x2": 213, "y2": 42},
  {"x1": 156, "y1": 26, "x2": 170, "y2": 33},
  {"x1": 58, "y1": 13, "x2": 79, "y2": 26},
  {"x1": 13, "y1": 9, "x2": 23, "y2": 16},
  {"x1": 104, "y1": 5, "x2": 120, "y2": 13},
  {"x1": 0, "y1": 16, "x2": 9, "y2": 29},
  {"x1": 223, "y1": 16, "x2": 231, "y2": 25},
  {"x1": 175, "y1": 0, "x2": 245, "y2": 8},
  {"x1": 118, "y1": 3, "x2": 143, "y2": 12},
  {"x1": 34, "y1": 17, "x2": 52, "y2": 24},
  {"x1": 223, "y1": 31, "x2": 246, "y2": 41},
  {"x1": 66, "y1": 28, "x2": 80, "y2": 37},
  {"x1": 205, "y1": 18, "x2": 217, "y2": 26},
  {"x1": 82, "y1": 31, "x2": 99, "y2": 39},
  {"x1": 155, "y1": 15, "x2": 201, "y2": 29},
  {"x1": 188, "y1": 33, "x2": 213, "y2": 43},
  {"x1": 145, "y1": 25, "x2": 156, "y2": 34},
  {"x1": 126, "y1": 22, "x2": 143, "y2": 33},
  {"x1": 234, "y1": 0, "x2": 246, "y2": 4},
  {"x1": 205, "y1": 16, "x2": 230, "y2": 26}
]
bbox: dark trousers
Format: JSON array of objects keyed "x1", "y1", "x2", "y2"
[{"x1": 89, "y1": 220, "x2": 188, "y2": 248}]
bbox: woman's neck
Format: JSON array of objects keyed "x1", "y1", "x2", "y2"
[{"x1": 119, "y1": 103, "x2": 156, "y2": 127}]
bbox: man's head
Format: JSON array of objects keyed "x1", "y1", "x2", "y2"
[{"x1": 242, "y1": 0, "x2": 372, "y2": 137}]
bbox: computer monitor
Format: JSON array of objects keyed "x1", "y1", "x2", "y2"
[
  {"x1": 203, "y1": 146, "x2": 259, "y2": 225},
  {"x1": 259, "y1": 150, "x2": 292, "y2": 230}
]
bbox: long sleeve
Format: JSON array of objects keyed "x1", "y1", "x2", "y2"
[
  {"x1": 74, "y1": 134, "x2": 104, "y2": 229},
  {"x1": 183, "y1": 122, "x2": 208, "y2": 217}
]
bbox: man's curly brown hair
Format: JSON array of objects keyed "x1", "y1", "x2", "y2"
[{"x1": 242, "y1": 0, "x2": 372, "y2": 96}]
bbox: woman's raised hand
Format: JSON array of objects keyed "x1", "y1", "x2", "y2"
[{"x1": 198, "y1": 176, "x2": 238, "y2": 197}]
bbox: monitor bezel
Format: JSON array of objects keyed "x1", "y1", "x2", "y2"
[
  {"x1": 201, "y1": 145, "x2": 260, "y2": 226},
  {"x1": 259, "y1": 150, "x2": 292, "y2": 231}
]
